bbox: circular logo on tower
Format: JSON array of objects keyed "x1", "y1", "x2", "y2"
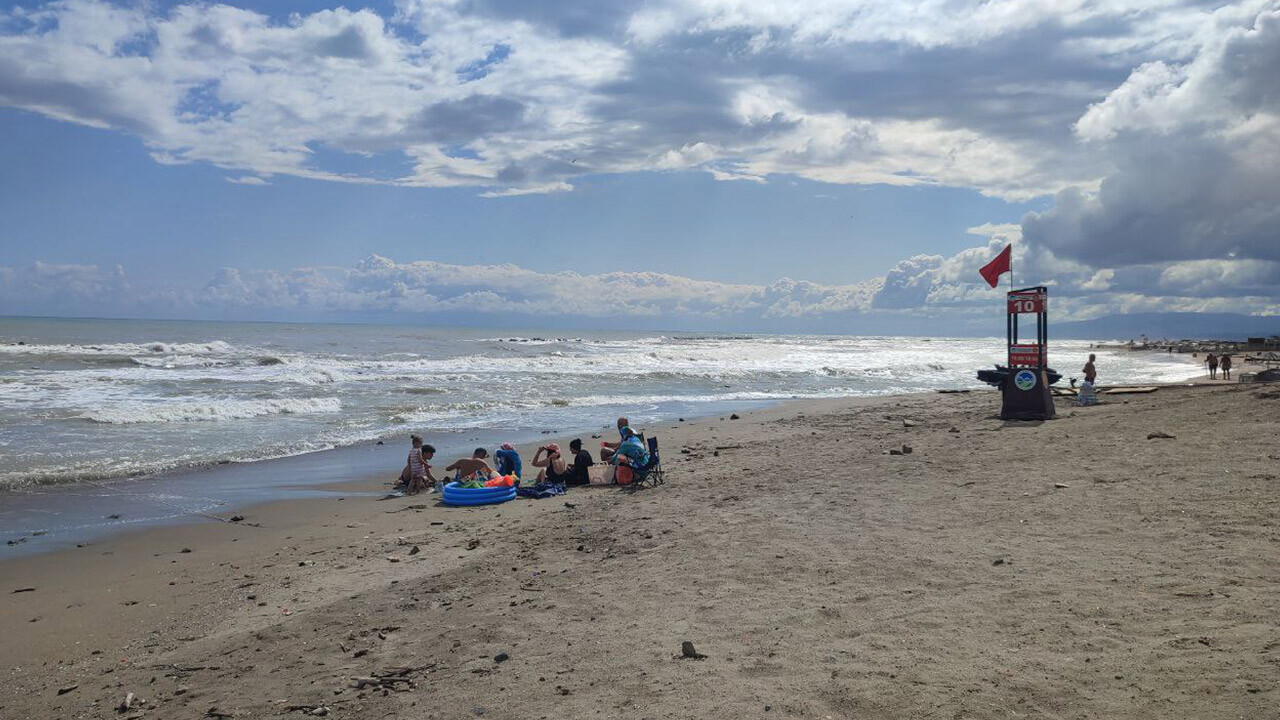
[{"x1": 1014, "y1": 370, "x2": 1037, "y2": 391}]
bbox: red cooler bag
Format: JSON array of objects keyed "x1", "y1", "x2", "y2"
[{"x1": 615, "y1": 465, "x2": 633, "y2": 485}]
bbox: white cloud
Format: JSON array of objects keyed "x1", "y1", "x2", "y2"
[
  {"x1": 1024, "y1": 7, "x2": 1280, "y2": 266},
  {"x1": 0, "y1": 0, "x2": 1247, "y2": 200},
  {"x1": 5, "y1": 247, "x2": 1277, "y2": 330},
  {"x1": 3, "y1": 0, "x2": 1279, "y2": 322}
]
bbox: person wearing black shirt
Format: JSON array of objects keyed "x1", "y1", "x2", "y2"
[{"x1": 567, "y1": 438, "x2": 594, "y2": 486}]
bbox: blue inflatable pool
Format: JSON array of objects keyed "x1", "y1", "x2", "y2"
[{"x1": 442, "y1": 481, "x2": 517, "y2": 506}]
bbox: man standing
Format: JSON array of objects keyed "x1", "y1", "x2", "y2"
[
  {"x1": 1220, "y1": 354, "x2": 1232, "y2": 380},
  {"x1": 1077, "y1": 353, "x2": 1099, "y2": 406},
  {"x1": 1206, "y1": 352, "x2": 1218, "y2": 379}
]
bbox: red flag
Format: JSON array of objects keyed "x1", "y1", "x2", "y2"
[{"x1": 979, "y1": 244, "x2": 1011, "y2": 288}]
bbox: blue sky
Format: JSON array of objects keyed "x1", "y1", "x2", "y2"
[
  {"x1": 0, "y1": 107, "x2": 1042, "y2": 288},
  {"x1": 1, "y1": 1, "x2": 1279, "y2": 330}
]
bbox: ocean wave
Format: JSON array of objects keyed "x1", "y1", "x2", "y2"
[
  {"x1": 1, "y1": 331, "x2": 1207, "y2": 494},
  {"x1": 0, "y1": 437, "x2": 346, "y2": 489},
  {"x1": 475, "y1": 336, "x2": 588, "y2": 344},
  {"x1": 79, "y1": 397, "x2": 342, "y2": 424},
  {"x1": 0, "y1": 340, "x2": 239, "y2": 357}
]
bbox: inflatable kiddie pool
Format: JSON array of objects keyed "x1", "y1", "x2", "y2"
[{"x1": 442, "y1": 481, "x2": 517, "y2": 506}]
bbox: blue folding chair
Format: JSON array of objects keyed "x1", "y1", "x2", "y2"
[{"x1": 628, "y1": 435, "x2": 666, "y2": 487}]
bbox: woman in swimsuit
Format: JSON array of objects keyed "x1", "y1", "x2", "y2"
[{"x1": 532, "y1": 443, "x2": 572, "y2": 484}]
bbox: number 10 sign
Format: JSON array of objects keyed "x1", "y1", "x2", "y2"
[{"x1": 1007, "y1": 291, "x2": 1046, "y2": 314}]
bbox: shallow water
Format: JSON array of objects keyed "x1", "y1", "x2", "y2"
[
  {"x1": 0, "y1": 317, "x2": 1201, "y2": 490},
  {"x1": 0, "y1": 317, "x2": 1202, "y2": 554}
]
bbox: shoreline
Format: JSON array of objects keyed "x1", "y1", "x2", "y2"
[
  {"x1": 1, "y1": 326, "x2": 1205, "y2": 495},
  {"x1": 0, "y1": 347, "x2": 1214, "y2": 559},
  {"x1": 0, "y1": 396, "x2": 789, "y2": 557}
]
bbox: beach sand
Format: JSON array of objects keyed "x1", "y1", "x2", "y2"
[{"x1": 3, "y1": 384, "x2": 1278, "y2": 719}]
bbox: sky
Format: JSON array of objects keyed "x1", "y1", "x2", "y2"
[{"x1": 1, "y1": 0, "x2": 1279, "y2": 333}]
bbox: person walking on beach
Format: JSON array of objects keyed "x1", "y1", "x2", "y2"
[
  {"x1": 1206, "y1": 352, "x2": 1218, "y2": 379},
  {"x1": 1220, "y1": 354, "x2": 1232, "y2": 380}
]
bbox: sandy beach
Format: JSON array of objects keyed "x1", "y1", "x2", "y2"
[{"x1": 3, "y1": 383, "x2": 1278, "y2": 719}]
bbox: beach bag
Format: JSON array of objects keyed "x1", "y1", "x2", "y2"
[{"x1": 588, "y1": 465, "x2": 615, "y2": 485}]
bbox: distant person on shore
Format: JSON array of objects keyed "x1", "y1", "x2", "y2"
[
  {"x1": 399, "y1": 435, "x2": 438, "y2": 494},
  {"x1": 446, "y1": 448, "x2": 492, "y2": 480},
  {"x1": 1206, "y1": 352, "x2": 1218, "y2": 379},
  {"x1": 1077, "y1": 354, "x2": 1099, "y2": 406},
  {"x1": 531, "y1": 443, "x2": 571, "y2": 484},
  {"x1": 494, "y1": 443, "x2": 522, "y2": 479},
  {"x1": 1220, "y1": 354, "x2": 1232, "y2": 380},
  {"x1": 567, "y1": 438, "x2": 594, "y2": 486},
  {"x1": 599, "y1": 416, "x2": 630, "y2": 462}
]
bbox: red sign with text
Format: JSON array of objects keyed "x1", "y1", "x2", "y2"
[
  {"x1": 1009, "y1": 344, "x2": 1043, "y2": 367},
  {"x1": 1007, "y1": 292, "x2": 1046, "y2": 314}
]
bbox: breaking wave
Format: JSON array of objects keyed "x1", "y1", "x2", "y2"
[
  {"x1": 0, "y1": 340, "x2": 238, "y2": 356},
  {"x1": 80, "y1": 397, "x2": 342, "y2": 424}
]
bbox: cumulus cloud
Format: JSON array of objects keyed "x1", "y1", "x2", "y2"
[
  {"x1": 1024, "y1": 7, "x2": 1280, "y2": 267},
  {"x1": 0, "y1": 260, "x2": 136, "y2": 314},
  {"x1": 0, "y1": 0, "x2": 1234, "y2": 199},
  {"x1": 3, "y1": 1, "x2": 1279, "y2": 321},
  {"x1": 5, "y1": 245, "x2": 1275, "y2": 331}
]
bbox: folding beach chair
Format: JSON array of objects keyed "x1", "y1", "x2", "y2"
[{"x1": 628, "y1": 435, "x2": 666, "y2": 487}]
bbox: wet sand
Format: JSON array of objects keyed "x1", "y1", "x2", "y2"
[{"x1": 3, "y1": 384, "x2": 1278, "y2": 719}]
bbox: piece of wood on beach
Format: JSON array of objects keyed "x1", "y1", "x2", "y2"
[{"x1": 1102, "y1": 386, "x2": 1158, "y2": 394}]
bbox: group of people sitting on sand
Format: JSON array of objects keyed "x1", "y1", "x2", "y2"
[{"x1": 395, "y1": 417, "x2": 650, "y2": 496}]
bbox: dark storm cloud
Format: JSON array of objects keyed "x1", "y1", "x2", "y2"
[
  {"x1": 447, "y1": 0, "x2": 636, "y2": 38},
  {"x1": 414, "y1": 94, "x2": 527, "y2": 144},
  {"x1": 1023, "y1": 8, "x2": 1280, "y2": 267}
]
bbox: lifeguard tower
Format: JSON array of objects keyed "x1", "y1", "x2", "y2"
[{"x1": 1002, "y1": 286, "x2": 1056, "y2": 421}]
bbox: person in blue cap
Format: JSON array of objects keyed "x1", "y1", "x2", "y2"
[
  {"x1": 611, "y1": 426, "x2": 649, "y2": 468},
  {"x1": 599, "y1": 416, "x2": 629, "y2": 462}
]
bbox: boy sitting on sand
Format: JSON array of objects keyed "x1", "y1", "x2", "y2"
[{"x1": 446, "y1": 448, "x2": 493, "y2": 480}]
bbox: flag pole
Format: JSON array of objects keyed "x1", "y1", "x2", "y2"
[{"x1": 1009, "y1": 241, "x2": 1014, "y2": 292}]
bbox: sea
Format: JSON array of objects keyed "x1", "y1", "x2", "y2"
[{"x1": 0, "y1": 316, "x2": 1202, "y2": 553}]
